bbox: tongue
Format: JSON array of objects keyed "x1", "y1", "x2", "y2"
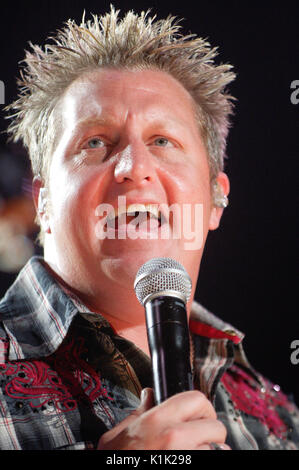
[
  {"x1": 135, "y1": 217, "x2": 160, "y2": 232},
  {"x1": 115, "y1": 212, "x2": 159, "y2": 231}
]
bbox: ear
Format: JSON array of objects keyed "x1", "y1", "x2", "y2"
[
  {"x1": 32, "y1": 176, "x2": 51, "y2": 234},
  {"x1": 208, "y1": 172, "x2": 230, "y2": 231}
]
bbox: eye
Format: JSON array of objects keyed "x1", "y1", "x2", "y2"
[
  {"x1": 153, "y1": 137, "x2": 171, "y2": 147},
  {"x1": 86, "y1": 137, "x2": 105, "y2": 149}
]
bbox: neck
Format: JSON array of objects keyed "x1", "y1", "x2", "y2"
[
  {"x1": 103, "y1": 312, "x2": 150, "y2": 356},
  {"x1": 43, "y1": 243, "x2": 197, "y2": 357},
  {"x1": 86, "y1": 289, "x2": 151, "y2": 355},
  {"x1": 44, "y1": 255, "x2": 150, "y2": 354}
]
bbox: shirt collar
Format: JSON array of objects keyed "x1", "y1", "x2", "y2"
[
  {"x1": 0, "y1": 256, "x2": 245, "y2": 361},
  {"x1": 189, "y1": 301, "x2": 245, "y2": 344},
  {"x1": 0, "y1": 256, "x2": 83, "y2": 360}
]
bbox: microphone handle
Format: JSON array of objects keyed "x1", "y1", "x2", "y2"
[{"x1": 145, "y1": 295, "x2": 193, "y2": 405}]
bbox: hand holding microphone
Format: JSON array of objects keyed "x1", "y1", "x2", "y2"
[{"x1": 97, "y1": 257, "x2": 230, "y2": 450}]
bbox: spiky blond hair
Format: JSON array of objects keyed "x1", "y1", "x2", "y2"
[{"x1": 5, "y1": 6, "x2": 236, "y2": 242}]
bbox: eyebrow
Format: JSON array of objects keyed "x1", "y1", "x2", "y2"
[
  {"x1": 74, "y1": 115, "x2": 119, "y2": 131},
  {"x1": 73, "y1": 111, "x2": 196, "y2": 138}
]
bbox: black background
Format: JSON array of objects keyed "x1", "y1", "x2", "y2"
[{"x1": 0, "y1": 1, "x2": 298, "y2": 404}]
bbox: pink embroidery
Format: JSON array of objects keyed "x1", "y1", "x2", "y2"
[
  {"x1": 222, "y1": 365, "x2": 290, "y2": 439},
  {"x1": 0, "y1": 337, "x2": 9, "y2": 363},
  {"x1": 0, "y1": 336, "x2": 111, "y2": 412},
  {"x1": 2, "y1": 361, "x2": 77, "y2": 411}
]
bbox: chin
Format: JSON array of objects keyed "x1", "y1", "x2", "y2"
[{"x1": 99, "y1": 241, "x2": 175, "y2": 285}]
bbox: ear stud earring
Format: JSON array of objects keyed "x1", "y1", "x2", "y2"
[
  {"x1": 38, "y1": 188, "x2": 48, "y2": 213},
  {"x1": 213, "y1": 181, "x2": 229, "y2": 208}
]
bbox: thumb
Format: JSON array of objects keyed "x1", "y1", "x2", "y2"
[
  {"x1": 97, "y1": 388, "x2": 155, "y2": 448},
  {"x1": 138, "y1": 387, "x2": 155, "y2": 413}
]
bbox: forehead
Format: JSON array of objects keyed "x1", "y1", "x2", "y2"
[{"x1": 58, "y1": 68, "x2": 198, "y2": 128}]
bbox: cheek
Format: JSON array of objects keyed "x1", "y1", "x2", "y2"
[
  {"x1": 160, "y1": 162, "x2": 212, "y2": 238},
  {"x1": 48, "y1": 165, "x2": 105, "y2": 230},
  {"x1": 160, "y1": 161, "x2": 211, "y2": 205}
]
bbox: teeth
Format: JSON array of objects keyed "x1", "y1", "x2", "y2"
[{"x1": 107, "y1": 204, "x2": 161, "y2": 220}]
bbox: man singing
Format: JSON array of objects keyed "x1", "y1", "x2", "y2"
[{"x1": 1, "y1": 7, "x2": 298, "y2": 450}]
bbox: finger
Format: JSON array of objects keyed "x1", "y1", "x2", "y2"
[
  {"x1": 196, "y1": 444, "x2": 213, "y2": 450},
  {"x1": 98, "y1": 388, "x2": 155, "y2": 447},
  {"x1": 139, "y1": 387, "x2": 155, "y2": 412},
  {"x1": 144, "y1": 390, "x2": 216, "y2": 428},
  {"x1": 157, "y1": 418, "x2": 227, "y2": 450},
  {"x1": 208, "y1": 443, "x2": 231, "y2": 450},
  {"x1": 197, "y1": 443, "x2": 231, "y2": 451}
]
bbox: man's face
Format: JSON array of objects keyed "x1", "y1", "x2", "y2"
[{"x1": 40, "y1": 69, "x2": 227, "y2": 300}]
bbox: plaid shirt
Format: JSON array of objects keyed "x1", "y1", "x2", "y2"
[{"x1": 0, "y1": 256, "x2": 298, "y2": 450}]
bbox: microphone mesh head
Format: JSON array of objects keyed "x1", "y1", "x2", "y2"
[{"x1": 134, "y1": 257, "x2": 192, "y2": 305}]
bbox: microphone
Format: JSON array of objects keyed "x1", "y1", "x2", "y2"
[{"x1": 134, "y1": 257, "x2": 193, "y2": 405}]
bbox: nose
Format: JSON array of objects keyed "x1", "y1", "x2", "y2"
[{"x1": 114, "y1": 142, "x2": 155, "y2": 185}]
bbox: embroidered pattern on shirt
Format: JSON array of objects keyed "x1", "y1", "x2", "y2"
[
  {"x1": 0, "y1": 336, "x2": 111, "y2": 413},
  {"x1": 221, "y1": 364, "x2": 292, "y2": 439}
]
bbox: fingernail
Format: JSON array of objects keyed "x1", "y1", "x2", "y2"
[
  {"x1": 140, "y1": 388, "x2": 148, "y2": 403},
  {"x1": 219, "y1": 444, "x2": 231, "y2": 450}
]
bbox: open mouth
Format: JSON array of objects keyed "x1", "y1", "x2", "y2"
[{"x1": 105, "y1": 204, "x2": 167, "y2": 232}]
